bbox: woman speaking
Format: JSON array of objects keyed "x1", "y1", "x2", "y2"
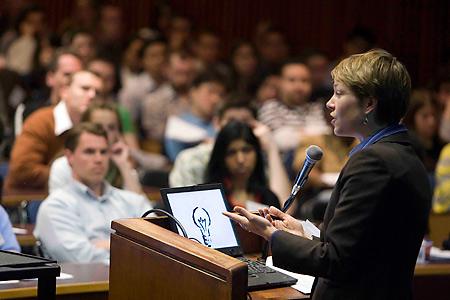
[{"x1": 224, "y1": 49, "x2": 431, "y2": 300}]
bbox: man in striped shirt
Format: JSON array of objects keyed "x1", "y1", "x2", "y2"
[{"x1": 257, "y1": 58, "x2": 330, "y2": 177}]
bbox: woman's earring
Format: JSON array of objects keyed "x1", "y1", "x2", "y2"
[{"x1": 363, "y1": 116, "x2": 369, "y2": 125}]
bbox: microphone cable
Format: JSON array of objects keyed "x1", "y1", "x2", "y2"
[{"x1": 141, "y1": 208, "x2": 188, "y2": 239}]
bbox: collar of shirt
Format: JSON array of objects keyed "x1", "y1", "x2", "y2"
[
  {"x1": 349, "y1": 124, "x2": 407, "y2": 157},
  {"x1": 71, "y1": 179, "x2": 115, "y2": 202},
  {"x1": 53, "y1": 101, "x2": 73, "y2": 136}
]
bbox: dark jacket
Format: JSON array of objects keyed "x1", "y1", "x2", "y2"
[{"x1": 271, "y1": 132, "x2": 431, "y2": 300}]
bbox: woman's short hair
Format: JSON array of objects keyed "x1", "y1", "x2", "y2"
[
  {"x1": 81, "y1": 99, "x2": 123, "y2": 133},
  {"x1": 331, "y1": 49, "x2": 411, "y2": 125},
  {"x1": 206, "y1": 120, "x2": 267, "y2": 192}
]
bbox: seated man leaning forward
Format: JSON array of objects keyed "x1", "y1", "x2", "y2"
[{"x1": 34, "y1": 123, "x2": 152, "y2": 263}]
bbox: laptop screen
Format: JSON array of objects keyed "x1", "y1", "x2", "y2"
[{"x1": 161, "y1": 184, "x2": 243, "y2": 256}]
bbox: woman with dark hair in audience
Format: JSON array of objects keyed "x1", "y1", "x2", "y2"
[
  {"x1": 228, "y1": 40, "x2": 259, "y2": 93},
  {"x1": 205, "y1": 120, "x2": 280, "y2": 210},
  {"x1": 402, "y1": 88, "x2": 445, "y2": 173}
]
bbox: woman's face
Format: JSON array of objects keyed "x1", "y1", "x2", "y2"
[
  {"x1": 326, "y1": 81, "x2": 366, "y2": 140},
  {"x1": 232, "y1": 44, "x2": 258, "y2": 77},
  {"x1": 256, "y1": 75, "x2": 280, "y2": 103},
  {"x1": 89, "y1": 109, "x2": 121, "y2": 144},
  {"x1": 414, "y1": 104, "x2": 437, "y2": 140},
  {"x1": 225, "y1": 139, "x2": 257, "y2": 181}
]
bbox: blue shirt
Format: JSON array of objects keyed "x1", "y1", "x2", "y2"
[
  {"x1": 34, "y1": 179, "x2": 152, "y2": 262},
  {"x1": 350, "y1": 124, "x2": 407, "y2": 156},
  {"x1": 0, "y1": 205, "x2": 20, "y2": 252}
]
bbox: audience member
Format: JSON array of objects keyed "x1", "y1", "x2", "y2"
[
  {"x1": 58, "y1": 0, "x2": 98, "y2": 44},
  {"x1": 258, "y1": 27, "x2": 289, "y2": 70},
  {"x1": 34, "y1": 123, "x2": 152, "y2": 262},
  {"x1": 68, "y1": 29, "x2": 97, "y2": 64},
  {"x1": 96, "y1": 4, "x2": 124, "y2": 61},
  {"x1": 168, "y1": 14, "x2": 192, "y2": 51},
  {"x1": 49, "y1": 100, "x2": 143, "y2": 195},
  {"x1": 0, "y1": 205, "x2": 21, "y2": 252},
  {"x1": 299, "y1": 47, "x2": 333, "y2": 103},
  {"x1": 119, "y1": 33, "x2": 145, "y2": 88},
  {"x1": 5, "y1": 69, "x2": 103, "y2": 189},
  {"x1": 402, "y1": 88, "x2": 444, "y2": 172},
  {"x1": 0, "y1": 68, "x2": 27, "y2": 149},
  {"x1": 247, "y1": 67, "x2": 280, "y2": 107},
  {"x1": 2, "y1": 5, "x2": 46, "y2": 76},
  {"x1": 19, "y1": 50, "x2": 83, "y2": 131},
  {"x1": 205, "y1": 120, "x2": 281, "y2": 210},
  {"x1": 432, "y1": 66, "x2": 450, "y2": 141},
  {"x1": 119, "y1": 37, "x2": 168, "y2": 122},
  {"x1": 87, "y1": 58, "x2": 119, "y2": 102},
  {"x1": 170, "y1": 100, "x2": 292, "y2": 208},
  {"x1": 228, "y1": 40, "x2": 259, "y2": 94},
  {"x1": 141, "y1": 50, "x2": 196, "y2": 144},
  {"x1": 257, "y1": 58, "x2": 329, "y2": 176},
  {"x1": 169, "y1": 100, "x2": 256, "y2": 187},
  {"x1": 152, "y1": 1, "x2": 173, "y2": 38},
  {"x1": 433, "y1": 143, "x2": 450, "y2": 213},
  {"x1": 163, "y1": 69, "x2": 226, "y2": 162},
  {"x1": 191, "y1": 28, "x2": 230, "y2": 79}
]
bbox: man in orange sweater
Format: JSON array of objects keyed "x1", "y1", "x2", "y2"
[{"x1": 5, "y1": 70, "x2": 104, "y2": 189}]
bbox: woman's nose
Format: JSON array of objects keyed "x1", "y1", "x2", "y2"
[
  {"x1": 326, "y1": 98, "x2": 334, "y2": 110},
  {"x1": 236, "y1": 151, "x2": 245, "y2": 163}
]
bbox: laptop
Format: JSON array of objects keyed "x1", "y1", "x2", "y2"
[{"x1": 160, "y1": 183, "x2": 298, "y2": 290}]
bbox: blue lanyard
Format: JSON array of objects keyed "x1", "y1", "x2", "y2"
[{"x1": 349, "y1": 124, "x2": 407, "y2": 156}]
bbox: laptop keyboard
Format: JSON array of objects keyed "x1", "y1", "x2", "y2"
[{"x1": 237, "y1": 257, "x2": 276, "y2": 275}]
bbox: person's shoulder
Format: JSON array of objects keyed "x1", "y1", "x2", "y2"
[
  {"x1": 41, "y1": 186, "x2": 78, "y2": 210},
  {"x1": 24, "y1": 106, "x2": 55, "y2": 124},
  {"x1": 259, "y1": 99, "x2": 283, "y2": 110},
  {"x1": 109, "y1": 186, "x2": 146, "y2": 202},
  {"x1": 179, "y1": 142, "x2": 213, "y2": 157}
]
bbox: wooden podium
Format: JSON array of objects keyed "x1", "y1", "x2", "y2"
[{"x1": 109, "y1": 217, "x2": 250, "y2": 300}]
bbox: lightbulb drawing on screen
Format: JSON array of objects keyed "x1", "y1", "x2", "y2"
[{"x1": 192, "y1": 207, "x2": 212, "y2": 247}]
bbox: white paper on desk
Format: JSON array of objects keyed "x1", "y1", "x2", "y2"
[
  {"x1": 430, "y1": 246, "x2": 450, "y2": 260},
  {"x1": 266, "y1": 256, "x2": 315, "y2": 294},
  {"x1": 300, "y1": 219, "x2": 321, "y2": 238},
  {"x1": 12, "y1": 227, "x2": 28, "y2": 235},
  {"x1": 22, "y1": 272, "x2": 74, "y2": 281},
  {"x1": 0, "y1": 280, "x2": 20, "y2": 284}
]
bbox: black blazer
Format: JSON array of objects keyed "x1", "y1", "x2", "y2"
[{"x1": 271, "y1": 132, "x2": 431, "y2": 300}]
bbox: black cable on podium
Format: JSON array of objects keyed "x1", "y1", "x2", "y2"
[{"x1": 141, "y1": 208, "x2": 188, "y2": 238}]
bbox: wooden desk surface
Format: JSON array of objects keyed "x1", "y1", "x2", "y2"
[
  {"x1": 1, "y1": 189, "x2": 47, "y2": 207},
  {"x1": 0, "y1": 259, "x2": 448, "y2": 300},
  {"x1": 414, "y1": 260, "x2": 450, "y2": 276},
  {"x1": 13, "y1": 224, "x2": 37, "y2": 247},
  {"x1": 0, "y1": 262, "x2": 109, "y2": 300},
  {"x1": 2, "y1": 186, "x2": 162, "y2": 207}
]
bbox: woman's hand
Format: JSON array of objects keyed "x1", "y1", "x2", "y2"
[
  {"x1": 223, "y1": 206, "x2": 277, "y2": 241},
  {"x1": 110, "y1": 139, "x2": 131, "y2": 169},
  {"x1": 248, "y1": 119, "x2": 275, "y2": 153},
  {"x1": 260, "y1": 206, "x2": 312, "y2": 240}
]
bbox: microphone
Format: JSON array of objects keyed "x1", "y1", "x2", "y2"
[
  {"x1": 290, "y1": 145, "x2": 323, "y2": 197},
  {"x1": 281, "y1": 145, "x2": 323, "y2": 213}
]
